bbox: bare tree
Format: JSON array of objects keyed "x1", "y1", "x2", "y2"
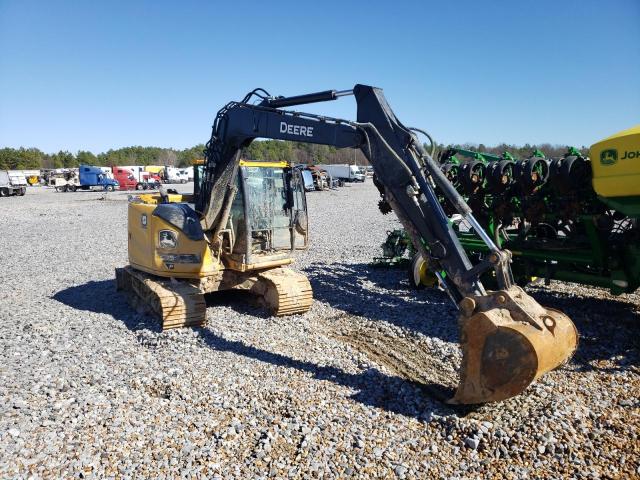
[{"x1": 157, "y1": 150, "x2": 178, "y2": 166}]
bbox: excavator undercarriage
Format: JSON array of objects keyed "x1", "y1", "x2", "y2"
[
  {"x1": 116, "y1": 266, "x2": 207, "y2": 329},
  {"x1": 117, "y1": 84, "x2": 579, "y2": 404},
  {"x1": 116, "y1": 265, "x2": 312, "y2": 330}
]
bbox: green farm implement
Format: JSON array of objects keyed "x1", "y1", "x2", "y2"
[{"x1": 374, "y1": 126, "x2": 640, "y2": 295}]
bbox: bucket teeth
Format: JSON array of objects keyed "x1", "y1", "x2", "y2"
[{"x1": 450, "y1": 287, "x2": 578, "y2": 404}]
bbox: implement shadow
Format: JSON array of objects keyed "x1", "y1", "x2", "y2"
[
  {"x1": 304, "y1": 261, "x2": 640, "y2": 373},
  {"x1": 195, "y1": 327, "x2": 455, "y2": 417},
  {"x1": 303, "y1": 262, "x2": 459, "y2": 343},
  {"x1": 53, "y1": 279, "x2": 458, "y2": 418},
  {"x1": 527, "y1": 286, "x2": 640, "y2": 373}
]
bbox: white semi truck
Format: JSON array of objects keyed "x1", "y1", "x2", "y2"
[
  {"x1": 165, "y1": 166, "x2": 189, "y2": 184},
  {"x1": 180, "y1": 166, "x2": 194, "y2": 182},
  {"x1": 0, "y1": 170, "x2": 28, "y2": 196},
  {"x1": 317, "y1": 164, "x2": 365, "y2": 182}
]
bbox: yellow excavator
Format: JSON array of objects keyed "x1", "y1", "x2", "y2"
[
  {"x1": 116, "y1": 158, "x2": 312, "y2": 329},
  {"x1": 116, "y1": 84, "x2": 578, "y2": 404}
]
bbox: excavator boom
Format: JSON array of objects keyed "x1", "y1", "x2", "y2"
[{"x1": 195, "y1": 84, "x2": 578, "y2": 404}]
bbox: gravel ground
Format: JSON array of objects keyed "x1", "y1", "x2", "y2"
[{"x1": 0, "y1": 182, "x2": 638, "y2": 479}]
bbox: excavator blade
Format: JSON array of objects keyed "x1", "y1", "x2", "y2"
[{"x1": 450, "y1": 286, "x2": 578, "y2": 404}]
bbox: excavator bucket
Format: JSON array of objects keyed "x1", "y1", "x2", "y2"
[{"x1": 450, "y1": 286, "x2": 578, "y2": 404}]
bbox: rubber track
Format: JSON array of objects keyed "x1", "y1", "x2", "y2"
[
  {"x1": 256, "y1": 268, "x2": 313, "y2": 316},
  {"x1": 115, "y1": 267, "x2": 206, "y2": 330}
]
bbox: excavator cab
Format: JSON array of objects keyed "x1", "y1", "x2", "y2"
[
  {"x1": 221, "y1": 160, "x2": 308, "y2": 270},
  {"x1": 193, "y1": 159, "x2": 308, "y2": 263}
]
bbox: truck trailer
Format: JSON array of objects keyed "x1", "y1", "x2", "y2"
[
  {"x1": 0, "y1": 170, "x2": 27, "y2": 196},
  {"x1": 318, "y1": 164, "x2": 365, "y2": 182}
]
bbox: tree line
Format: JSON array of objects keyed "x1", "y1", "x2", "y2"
[
  {"x1": 0, "y1": 140, "x2": 588, "y2": 171},
  {"x1": 0, "y1": 145, "x2": 207, "y2": 170},
  {"x1": 245, "y1": 141, "x2": 590, "y2": 163}
]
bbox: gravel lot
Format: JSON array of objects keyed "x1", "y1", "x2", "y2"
[{"x1": 1, "y1": 182, "x2": 638, "y2": 479}]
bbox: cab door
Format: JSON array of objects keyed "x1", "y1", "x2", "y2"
[{"x1": 289, "y1": 167, "x2": 309, "y2": 249}]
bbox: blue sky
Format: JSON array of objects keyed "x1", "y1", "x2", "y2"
[{"x1": 1, "y1": 0, "x2": 638, "y2": 153}]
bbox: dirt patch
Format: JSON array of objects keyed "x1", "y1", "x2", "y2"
[{"x1": 323, "y1": 313, "x2": 460, "y2": 401}]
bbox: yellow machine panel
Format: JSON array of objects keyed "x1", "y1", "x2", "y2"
[
  {"x1": 127, "y1": 201, "x2": 219, "y2": 278},
  {"x1": 239, "y1": 159, "x2": 288, "y2": 168},
  {"x1": 136, "y1": 193, "x2": 194, "y2": 204},
  {"x1": 590, "y1": 125, "x2": 640, "y2": 198},
  {"x1": 144, "y1": 165, "x2": 165, "y2": 174}
]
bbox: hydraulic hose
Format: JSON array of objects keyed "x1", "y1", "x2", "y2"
[
  {"x1": 413, "y1": 143, "x2": 473, "y2": 218},
  {"x1": 409, "y1": 127, "x2": 436, "y2": 158},
  {"x1": 359, "y1": 121, "x2": 500, "y2": 256}
]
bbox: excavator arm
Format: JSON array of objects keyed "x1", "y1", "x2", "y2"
[
  {"x1": 196, "y1": 84, "x2": 578, "y2": 404},
  {"x1": 197, "y1": 86, "x2": 488, "y2": 298},
  {"x1": 196, "y1": 92, "x2": 361, "y2": 231}
]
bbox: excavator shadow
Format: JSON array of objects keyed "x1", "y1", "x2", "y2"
[
  {"x1": 526, "y1": 286, "x2": 640, "y2": 373},
  {"x1": 53, "y1": 279, "x2": 164, "y2": 332},
  {"x1": 53, "y1": 278, "x2": 465, "y2": 418},
  {"x1": 198, "y1": 279, "x2": 465, "y2": 413},
  {"x1": 52, "y1": 279, "x2": 272, "y2": 330},
  {"x1": 194, "y1": 327, "x2": 459, "y2": 418},
  {"x1": 303, "y1": 262, "x2": 459, "y2": 343}
]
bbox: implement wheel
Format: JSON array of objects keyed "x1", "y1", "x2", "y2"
[{"x1": 408, "y1": 253, "x2": 438, "y2": 289}]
